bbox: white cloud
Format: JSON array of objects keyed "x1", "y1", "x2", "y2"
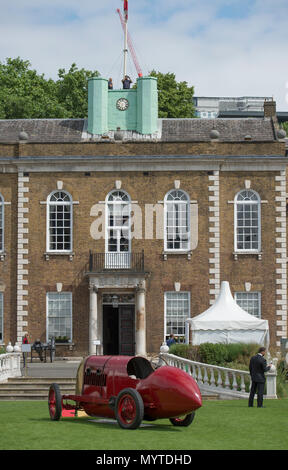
[{"x1": 0, "y1": 0, "x2": 287, "y2": 109}]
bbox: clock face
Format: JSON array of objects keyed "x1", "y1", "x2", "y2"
[{"x1": 116, "y1": 98, "x2": 129, "y2": 111}]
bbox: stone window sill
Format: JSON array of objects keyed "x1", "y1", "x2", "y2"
[
  {"x1": 162, "y1": 250, "x2": 192, "y2": 260},
  {"x1": 44, "y1": 252, "x2": 74, "y2": 261},
  {"x1": 233, "y1": 251, "x2": 262, "y2": 260}
]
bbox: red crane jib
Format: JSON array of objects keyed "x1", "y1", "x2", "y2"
[{"x1": 116, "y1": 7, "x2": 143, "y2": 78}]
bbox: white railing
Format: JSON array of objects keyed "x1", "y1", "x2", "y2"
[
  {"x1": 0, "y1": 353, "x2": 22, "y2": 383},
  {"x1": 159, "y1": 352, "x2": 277, "y2": 399}
]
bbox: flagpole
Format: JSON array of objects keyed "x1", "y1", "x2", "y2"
[
  {"x1": 124, "y1": 19, "x2": 128, "y2": 77},
  {"x1": 123, "y1": 0, "x2": 128, "y2": 78}
]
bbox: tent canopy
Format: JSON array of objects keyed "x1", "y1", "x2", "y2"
[{"x1": 187, "y1": 281, "x2": 269, "y2": 346}]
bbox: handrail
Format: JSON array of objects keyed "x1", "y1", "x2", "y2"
[
  {"x1": 89, "y1": 251, "x2": 145, "y2": 272},
  {"x1": 160, "y1": 352, "x2": 277, "y2": 399}
]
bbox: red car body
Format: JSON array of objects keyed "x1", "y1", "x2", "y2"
[{"x1": 48, "y1": 355, "x2": 202, "y2": 429}]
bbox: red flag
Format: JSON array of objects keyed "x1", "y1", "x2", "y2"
[{"x1": 124, "y1": 0, "x2": 128, "y2": 21}]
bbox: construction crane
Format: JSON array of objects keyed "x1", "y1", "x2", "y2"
[{"x1": 117, "y1": 1, "x2": 143, "y2": 78}]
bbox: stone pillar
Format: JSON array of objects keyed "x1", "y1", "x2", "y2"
[
  {"x1": 266, "y1": 367, "x2": 277, "y2": 399},
  {"x1": 89, "y1": 283, "x2": 98, "y2": 355},
  {"x1": 135, "y1": 280, "x2": 146, "y2": 356}
]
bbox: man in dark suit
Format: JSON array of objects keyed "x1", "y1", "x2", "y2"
[{"x1": 248, "y1": 347, "x2": 271, "y2": 408}]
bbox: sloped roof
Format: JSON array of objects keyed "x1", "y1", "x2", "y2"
[
  {"x1": 0, "y1": 119, "x2": 84, "y2": 142},
  {"x1": 0, "y1": 117, "x2": 277, "y2": 143},
  {"x1": 161, "y1": 118, "x2": 275, "y2": 142}
]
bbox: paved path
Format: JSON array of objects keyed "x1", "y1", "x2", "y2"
[{"x1": 21, "y1": 359, "x2": 82, "y2": 378}]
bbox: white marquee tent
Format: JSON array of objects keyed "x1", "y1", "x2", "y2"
[{"x1": 186, "y1": 281, "x2": 269, "y2": 347}]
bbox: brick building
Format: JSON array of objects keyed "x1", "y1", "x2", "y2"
[{"x1": 0, "y1": 76, "x2": 287, "y2": 356}]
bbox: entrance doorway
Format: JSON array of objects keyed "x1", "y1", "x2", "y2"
[{"x1": 103, "y1": 304, "x2": 135, "y2": 356}]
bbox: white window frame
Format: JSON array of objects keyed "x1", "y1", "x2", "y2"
[
  {"x1": 0, "y1": 194, "x2": 4, "y2": 253},
  {"x1": 235, "y1": 291, "x2": 261, "y2": 318},
  {"x1": 105, "y1": 190, "x2": 131, "y2": 268},
  {"x1": 234, "y1": 189, "x2": 261, "y2": 253},
  {"x1": 46, "y1": 190, "x2": 73, "y2": 253},
  {"x1": 164, "y1": 291, "x2": 190, "y2": 341},
  {"x1": 0, "y1": 293, "x2": 3, "y2": 343},
  {"x1": 46, "y1": 292, "x2": 73, "y2": 342},
  {"x1": 164, "y1": 189, "x2": 190, "y2": 252}
]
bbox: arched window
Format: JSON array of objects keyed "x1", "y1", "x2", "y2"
[
  {"x1": 47, "y1": 191, "x2": 73, "y2": 252},
  {"x1": 164, "y1": 190, "x2": 190, "y2": 251},
  {"x1": 0, "y1": 194, "x2": 4, "y2": 253},
  {"x1": 234, "y1": 190, "x2": 261, "y2": 252},
  {"x1": 105, "y1": 190, "x2": 131, "y2": 268}
]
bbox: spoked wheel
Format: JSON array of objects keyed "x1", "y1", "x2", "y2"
[
  {"x1": 48, "y1": 383, "x2": 62, "y2": 421},
  {"x1": 115, "y1": 388, "x2": 144, "y2": 429},
  {"x1": 169, "y1": 412, "x2": 195, "y2": 427}
]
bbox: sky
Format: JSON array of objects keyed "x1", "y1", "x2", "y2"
[{"x1": 0, "y1": 0, "x2": 288, "y2": 110}]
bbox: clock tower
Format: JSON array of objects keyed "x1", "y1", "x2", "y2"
[{"x1": 87, "y1": 76, "x2": 158, "y2": 136}]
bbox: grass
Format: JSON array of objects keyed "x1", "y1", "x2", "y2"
[{"x1": 0, "y1": 399, "x2": 287, "y2": 450}]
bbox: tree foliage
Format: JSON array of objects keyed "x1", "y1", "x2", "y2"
[
  {"x1": 57, "y1": 63, "x2": 99, "y2": 118},
  {"x1": 0, "y1": 57, "x2": 99, "y2": 119},
  {"x1": 149, "y1": 70, "x2": 195, "y2": 118},
  {"x1": 0, "y1": 58, "x2": 196, "y2": 120}
]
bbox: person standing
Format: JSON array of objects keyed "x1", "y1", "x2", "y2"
[
  {"x1": 22, "y1": 333, "x2": 29, "y2": 366},
  {"x1": 248, "y1": 347, "x2": 272, "y2": 408},
  {"x1": 122, "y1": 75, "x2": 132, "y2": 89},
  {"x1": 108, "y1": 78, "x2": 113, "y2": 90}
]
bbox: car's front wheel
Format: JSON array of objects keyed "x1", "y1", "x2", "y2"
[
  {"x1": 169, "y1": 412, "x2": 195, "y2": 427},
  {"x1": 115, "y1": 388, "x2": 144, "y2": 429}
]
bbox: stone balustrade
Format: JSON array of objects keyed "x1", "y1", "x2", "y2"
[
  {"x1": 160, "y1": 351, "x2": 277, "y2": 399},
  {"x1": 0, "y1": 353, "x2": 22, "y2": 383}
]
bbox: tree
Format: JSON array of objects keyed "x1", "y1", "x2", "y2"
[
  {"x1": 149, "y1": 70, "x2": 195, "y2": 118},
  {"x1": 0, "y1": 57, "x2": 100, "y2": 119},
  {"x1": 0, "y1": 57, "x2": 66, "y2": 119},
  {"x1": 281, "y1": 121, "x2": 288, "y2": 135},
  {"x1": 56, "y1": 63, "x2": 99, "y2": 118}
]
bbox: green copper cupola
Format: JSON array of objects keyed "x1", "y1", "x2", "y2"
[{"x1": 87, "y1": 76, "x2": 158, "y2": 135}]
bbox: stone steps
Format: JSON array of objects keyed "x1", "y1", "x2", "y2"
[
  {"x1": 0, "y1": 376, "x2": 219, "y2": 401},
  {"x1": 0, "y1": 377, "x2": 76, "y2": 400}
]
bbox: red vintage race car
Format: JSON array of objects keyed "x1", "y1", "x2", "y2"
[{"x1": 48, "y1": 355, "x2": 202, "y2": 429}]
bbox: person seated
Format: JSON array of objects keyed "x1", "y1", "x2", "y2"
[{"x1": 166, "y1": 334, "x2": 176, "y2": 347}]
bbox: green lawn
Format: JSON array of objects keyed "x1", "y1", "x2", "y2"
[{"x1": 0, "y1": 399, "x2": 287, "y2": 450}]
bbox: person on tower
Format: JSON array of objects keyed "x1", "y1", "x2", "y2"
[{"x1": 122, "y1": 75, "x2": 132, "y2": 89}]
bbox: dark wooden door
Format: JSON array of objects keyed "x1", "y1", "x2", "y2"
[{"x1": 119, "y1": 305, "x2": 135, "y2": 356}]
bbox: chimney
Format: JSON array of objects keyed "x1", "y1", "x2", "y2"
[{"x1": 264, "y1": 99, "x2": 276, "y2": 118}]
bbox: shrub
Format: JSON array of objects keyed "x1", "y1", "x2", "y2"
[
  {"x1": 168, "y1": 342, "x2": 261, "y2": 366},
  {"x1": 169, "y1": 343, "x2": 201, "y2": 361}
]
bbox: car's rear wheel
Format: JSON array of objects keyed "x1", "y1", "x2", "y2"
[
  {"x1": 169, "y1": 412, "x2": 195, "y2": 427},
  {"x1": 115, "y1": 388, "x2": 144, "y2": 429},
  {"x1": 48, "y1": 383, "x2": 62, "y2": 421}
]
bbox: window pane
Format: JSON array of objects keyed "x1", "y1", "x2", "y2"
[
  {"x1": 48, "y1": 194, "x2": 72, "y2": 251},
  {"x1": 236, "y1": 190, "x2": 260, "y2": 251},
  {"x1": 165, "y1": 292, "x2": 190, "y2": 340},
  {"x1": 0, "y1": 293, "x2": 3, "y2": 341},
  {"x1": 47, "y1": 292, "x2": 72, "y2": 340},
  {"x1": 107, "y1": 191, "x2": 131, "y2": 255},
  {"x1": 0, "y1": 202, "x2": 3, "y2": 252},
  {"x1": 235, "y1": 292, "x2": 261, "y2": 318},
  {"x1": 165, "y1": 191, "x2": 189, "y2": 250}
]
